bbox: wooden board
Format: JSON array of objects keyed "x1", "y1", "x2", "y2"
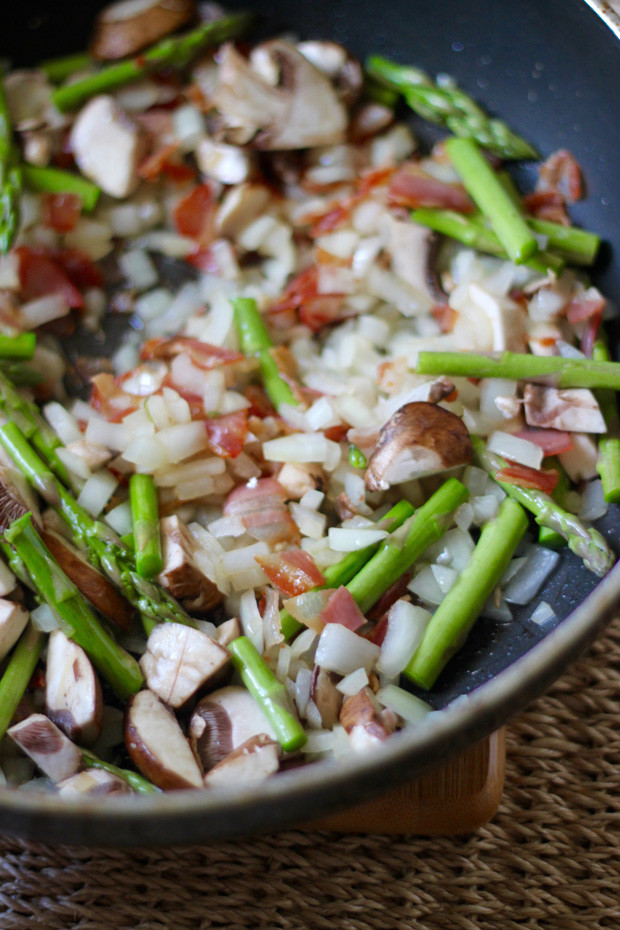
[{"x1": 302, "y1": 727, "x2": 505, "y2": 835}]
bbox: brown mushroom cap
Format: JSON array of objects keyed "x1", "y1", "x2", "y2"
[
  {"x1": 189, "y1": 686, "x2": 276, "y2": 772},
  {"x1": 90, "y1": 0, "x2": 196, "y2": 61},
  {"x1": 365, "y1": 401, "x2": 472, "y2": 492},
  {"x1": 203, "y1": 734, "x2": 280, "y2": 789},
  {"x1": 45, "y1": 629, "x2": 103, "y2": 745}
]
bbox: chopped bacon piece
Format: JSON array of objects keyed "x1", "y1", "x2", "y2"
[
  {"x1": 566, "y1": 294, "x2": 606, "y2": 324},
  {"x1": 54, "y1": 248, "x2": 104, "y2": 290},
  {"x1": 309, "y1": 202, "x2": 353, "y2": 237},
  {"x1": 42, "y1": 193, "x2": 82, "y2": 233},
  {"x1": 160, "y1": 161, "x2": 197, "y2": 184},
  {"x1": 268, "y1": 265, "x2": 349, "y2": 332},
  {"x1": 205, "y1": 410, "x2": 249, "y2": 459},
  {"x1": 256, "y1": 549, "x2": 325, "y2": 598},
  {"x1": 536, "y1": 149, "x2": 583, "y2": 203},
  {"x1": 431, "y1": 303, "x2": 457, "y2": 333},
  {"x1": 523, "y1": 189, "x2": 570, "y2": 225},
  {"x1": 244, "y1": 384, "x2": 276, "y2": 418},
  {"x1": 513, "y1": 428, "x2": 573, "y2": 457},
  {"x1": 224, "y1": 478, "x2": 300, "y2": 546},
  {"x1": 367, "y1": 577, "x2": 412, "y2": 622},
  {"x1": 160, "y1": 374, "x2": 205, "y2": 419},
  {"x1": 90, "y1": 373, "x2": 141, "y2": 422},
  {"x1": 388, "y1": 162, "x2": 474, "y2": 212},
  {"x1": 141, "y1": 337, "x2": 244, "y2": 370},
  {"x1": 186, "y1": 247, "x2": 220, "y2": 273},
  {"x1": 173, "y1": 184, "x2": 216, "y2": 245},
  {"x1": 580, "y1": 310, "x2": 604, "y2": 359},
  {"x1": 138, "y1": 141, "x2": 181, "y2": 181},
  {"x1": 306, "y1": 166, "x2": 396, "y2": 237},
  {"x1": 16, "y1": 246, "x2": 84, "y2": 309},
  {"x1": 364, "y1": 613, "x2": 389, "y2": 646},
  {"x1": 496, "y1": 461, "x2": 559, "y2": 494},
  {"x1": 320, "y1": 586, "x2": 366, "y2": 631}
]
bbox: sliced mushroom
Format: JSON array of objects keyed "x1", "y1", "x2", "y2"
[
  {"x1": 295, "y1": 41, "x2": 363, "y2": 106},
  {"x1": 58, "y1": 768, "x2": 132, "y2": 797},
  {"x1": 339, "y1": 688, "x2": 392, "y2": 752},
  {"x1": 387, "y1": 217, "x2": 445, "y2": 304},
  {"x1": 90, "y1": 0, "x2": 195, "y2": 60},
  {"x1": 139, "y1": 623, "x2": 230, "y2": 708},
  {"x1": 214, "y1": 616, "x2": 241, "y2": 647},
  {"x1": 213, "y1": 41, "x2": 347, "y2": 150},
  {"x1": 215, "y1": 183, "x2": 271, "y2": 239},
  {"x1": 45, "y1": 630, "x2": 103, "y2": 745},
  {"x1": 189, "y1": 686, "x2": 276, "y2": 771},
  {"x1": 559, "y1": 433, "x2": 600, "y2": 483},
  {"x1": 0, "y1": 463, "x2": 42, "y2": 534},
  {"x1": 124, "y1": 689, "x2": 204, "y2": 789},
  {"x1": 523, "y1": 385, "x2": 606, "y2": 434},
  {"x1": 0, "y1": 603, "x2": 29, "y2": 671},
  {"x1": 157, "y1": 514, "x2": 223, "y2": 613},
  {"x1": 195, "y1": 138, "x2": 254, "y2": 185},
  {"x1": 349, "y1": 103, "x2": 395, "y2": 143},
  {"x1": 276, "y1": 462, "x2": 327, "y2": 500},
  {"x1": 40, "y1": 529, "x2": 134, "y2": 630},
  {"x1": 70, "y1": 96, "x2": 147, "y2": 199},
  {"x1": 4, "y1": 70, "x2": 54, "y2": 132},
  {"x1": 8, "y1": 714, "x2": 82, "y2": 783},
  {"x1": 310, "y1": 667, "x2": 342, "y2": 729},
  {"x1": 203, "y1": 734, "x2": 280, "y2": 788},
  {"x1": 365, "y1": 402, "x2": 473, "y2": 492}
]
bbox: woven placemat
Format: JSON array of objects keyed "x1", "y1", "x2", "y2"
[{"x1": 1, "y1": 615, "x2": 619, "y2": 930}]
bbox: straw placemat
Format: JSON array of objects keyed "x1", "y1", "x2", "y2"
[{"x1": 0, "y1": 612, "x2": 618, "y2": 930}]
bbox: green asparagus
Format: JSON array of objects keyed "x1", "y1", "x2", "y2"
[
  {"x1": 81, "y1": 748, "x2": 161, "y2": 794},
  {"x1": 129, "y1": 474, "x2": 163, "y2": 580},
  {"x1": 366, "y1": 55, "x2": 537, "y2": 160},
  {"x1": 416, "y1": 349, "x2": 620, "y2": 390},
  {"x1": 52, "y1": 12, "x2": 255, "y2": 112},
  {"x1": 445, "y1": 137, "x2": 538, "y2": 263},
  {"x1": 0, "y1": 623, "x2": 43, "y2": 741},
  {"x1": 228, "y1": 636, "x2": 307, "y2": 752},
  {"x1": 0, "y1": 71, "x2": 22, "y2": 253},
  {"x1": 4, "y1": 514, "x2": 144, "y2": 699},
  {"x1": 592, "y1": 338, "x2": 620, "y2": 503},
  {"x1": 22, "y1": 165, "x2": 101, "y2": 211},
  {"x1": 40, "y1": 51, "x2": 93, "y2": 83},
  {"x1": 0, "y1": 422, "x2": 195, "y2": 628},
  {"x1": 0, "y1": 333, "x2": 36, "y2": 360},
  {"x1": 233, "y1": 297, "x2": 299, "y2": 410},
  {"x1": 404, "y1": 498, "x2": 528, "y2": 690},
  {"x1": 280, "y1": 500, "x2": 416, "y2": 640},
  {"x1": 472, "y1": 436, "x2": 614, "y2": 576}
]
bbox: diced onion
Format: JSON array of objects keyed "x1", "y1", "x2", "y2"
[
  {"x1": 328, "y1": 527, "x2": 388, "y2": 552},
  {"x1": 377, "y1": 600, "x2": 431, "y2": 678},
  {"x1": 376, "y1": 685, "x2": 433, "y2": 725},
  {"x1": 76, "y1": 470, "x2": 118, "y2": 518},
  {"x1": 530, "y1": 600, "x2": 556, "y2": 625},
  {"x1": 315, "y1": 624, "x2": 380, "y2": 676},
  {"x1": 43, "y1": 402, "x2": 82, "y2": 445},
  {"x1": 239, "y1": 589, "x2": 264, "y2": 654},
  {"x1": 31, "y1": 604, "x2": 59, "y2": 633},
  {"x1": 503, "y1": 546, "x2": 560, "y2": 605},
  {"x1": 488, "y1": 431, "x2": 544, "y2": 470},
  {"x1": 336, "y1": 667, "x2": 369, "y2": 696},
  {"x1": 579, "y1": 479, "x2": 608, "y2": 522}
]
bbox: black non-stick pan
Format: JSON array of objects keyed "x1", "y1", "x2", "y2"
[{"x1": 1, "y1": 0, "x2": 620, "y2": 846}]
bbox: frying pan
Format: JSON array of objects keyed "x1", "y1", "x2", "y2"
[{"x1": 1, "y1": 0, "x2": 620, "y2": 846}]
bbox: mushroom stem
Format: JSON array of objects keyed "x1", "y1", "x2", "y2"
[
  {"x1": 51, "y1": 11, "x2": 256, "y2": 112},
  {"x1": 0, "y1": 622, "x2": 43, "y2": 741},
  {"x1": 279, "y1": 500, "x2": 415, "y2": 640},
  {"x1": 404, "y1": 498, "x2": 528, "y2": 690},
  {"x1": 130, "y1": 474, "x2": 163, "y2": 580},
  {"x1": 4, "y1": 513, "x2": 144, "y2": 700},
  {"x1": 228, "y1": 636, "x2": 307, "y2": 753},
  {"x1": 346, "y1": 477, "x2": 469, "y2": 615}
]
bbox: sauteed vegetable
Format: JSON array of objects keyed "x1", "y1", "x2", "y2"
[{"x1": 0, "y1": 0, "x2": 616, "y2": 796}]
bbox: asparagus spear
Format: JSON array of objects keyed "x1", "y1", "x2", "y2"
[
  {"x1": 0, "y1": 72, "x2": 22, "y2": 254},
  {"x1": 415, "y1": 349, "x2": 620, "y2": 390},
  {"x1": 410, "y1": 207, "x2": 564, "y2": 273},
  {"x1": 0, "y1": 370, "x2": 72, "y2": 486},
  {"x1": 348, "y1": 444, "x2": 368, "y2": 469},
  {"x1": 0, "y1": 333, "x2": 36, "y2": 360},
  {"x1": 22, "y1": 165, "x2": 101, "y2": 212},
  {"x1": 39, "y1": 51, "x2": 93, "y2": 83},
  {"x1": 0, "y1": 363, "x2": 45, "y2": 387},
  {"x1": 280, "y1": 500, "x2": 415, "y2": 640},
  {"x1": 366, "y1": 55, "x2": 537, "y2": 160},
  {"x1": 80, "y1": 748, "x2": 161, "y2": 794},
  {"x1": 592, "y1": 338, "x2": 620, "y2": 503},
  {"x1": 404, "y1": 498, "x2": 528, "y2": 690},
  {"x1": 0, "y1": 422, "x2": 195, "y2": 628},
  {"x1": 538, "y1": 457, "x2": 570, "y2": 549},
  {"x1": 232, "y1": 297, "x2": 299, "y2": 410},
  {"x1": 0, "y1": 622, "x2": 43, "y2": 741},
  {"x1": 444, "y1": 137, "x2": 538, "y2": 264},
  {"x1": 527, "y1": 217, "x2": 600, "y2": 267},
  {"x1": 52, "y1": 12, "x2": 255, "y2": 112},
  {"x1": 4, "y1": 513, "x2": 144, "y2": 700},
  {"x1": 129, "y1": 474, "x2": 163, "y2": 580},
  {"x1": 346, "y1": 478, "x2": 469, "y2": 614},
  {"x1": 472, "y1": 436, "x2": 614, "y2": 576},
  {"x1": 228, "y1": 636, "x2": 307, "y2": 752}
]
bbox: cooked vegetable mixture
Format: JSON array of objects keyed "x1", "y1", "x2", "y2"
[{"x1": 0, "y1": 0, "x2": 616, "y2": 796}]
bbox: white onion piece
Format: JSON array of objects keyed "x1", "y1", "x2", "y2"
[
  {"x1": 300, "y1": 489, "x2": 325, "y2": 511},
  {"x1": 579, "y1": 479, "x2": 608, "y2": 522},
  {"x1": 118, "y1": 250, "x2": 158, "y2": 292},
  {"x1": 471, "y1": 494, "x2": 500, "y2": 526},
  {"x1": 488, "y1": 431, "x2": 544, "y2": 470},
  {"x1": 0, "y1": 560, "x2": 16, "y2": 597},
  {"x1": 377, "y1": 601, "x2": 431, "y2": 678},
  {"x1": 530, "y1": 601, "x2": 556, "y2": 625},
  {"x1": 430, "y1": 564, "x2": 459, "y2": 596},
  {"x1": 276, "y1": 644, "x2": 292, "y2": 681},
  {"x1": 290, "y1": 503, "x2": 326, "y2": 539},
  {"x1": 336, "y1": 667, "x2": 369, "y2": 696},
  {"x1": 30, "y1": 604, "x2": 59, "y2": 633},
  {"x1": 503, "y1": 546, "x2": 560, "y2": 605},
  {"x1": 20, "y1": 294, "x2": 68, "y2": 328},
  {"x1": 56, "y1": 447, "x2": 91, "y2": 481},
  {"x1": 481, "y1": 595, "x2": 512, "y2": 621},
  {"x1": 328, "y1": 527, "x2": 388, "y2": 552},
  {"x1": 315, "y1": 625, "x2": 380, "y2": 676},
  {"x1": 295, "y1": 667, "x2": 313, "y2": 717},
  {"x1": 462, "y1": 466, "x2": 489, "y2": 498},
  {"x1": 454, "y1": 502, "x2": 474, "y2": 533},
  {"x1": 104, "y1": 502, "x2": 133, "y2": 537},
  {"x1": 84, "y1": 418, "x2": 130, "y2": 452},
  {"x1": 300, "y1": 730, "x2": 336, "y2": 754},
  {"x1": 408, "y1": 566, "x2": 444, "y2": 605},
  {"x1": 239, "y1": 589, "x2": 264, "y2": 654},
  {"x1": 376, "y1": 684, "x2": 432, "y2": 725},
  {"x1": 76, "y1": 470, "x2": 118, "y2": 518},
  {"x1": 263, "y1": 434, "x2": 328, "y2": 464},
  {"x1": 479, "y1": 379, "x2": 518, "y2": 419},
  {"x1": 289, "y1": 628, "x2": 318, "y2": 660},
  {"x1": 43, "y1": 402, "x2": 82, "y2": 445}
]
